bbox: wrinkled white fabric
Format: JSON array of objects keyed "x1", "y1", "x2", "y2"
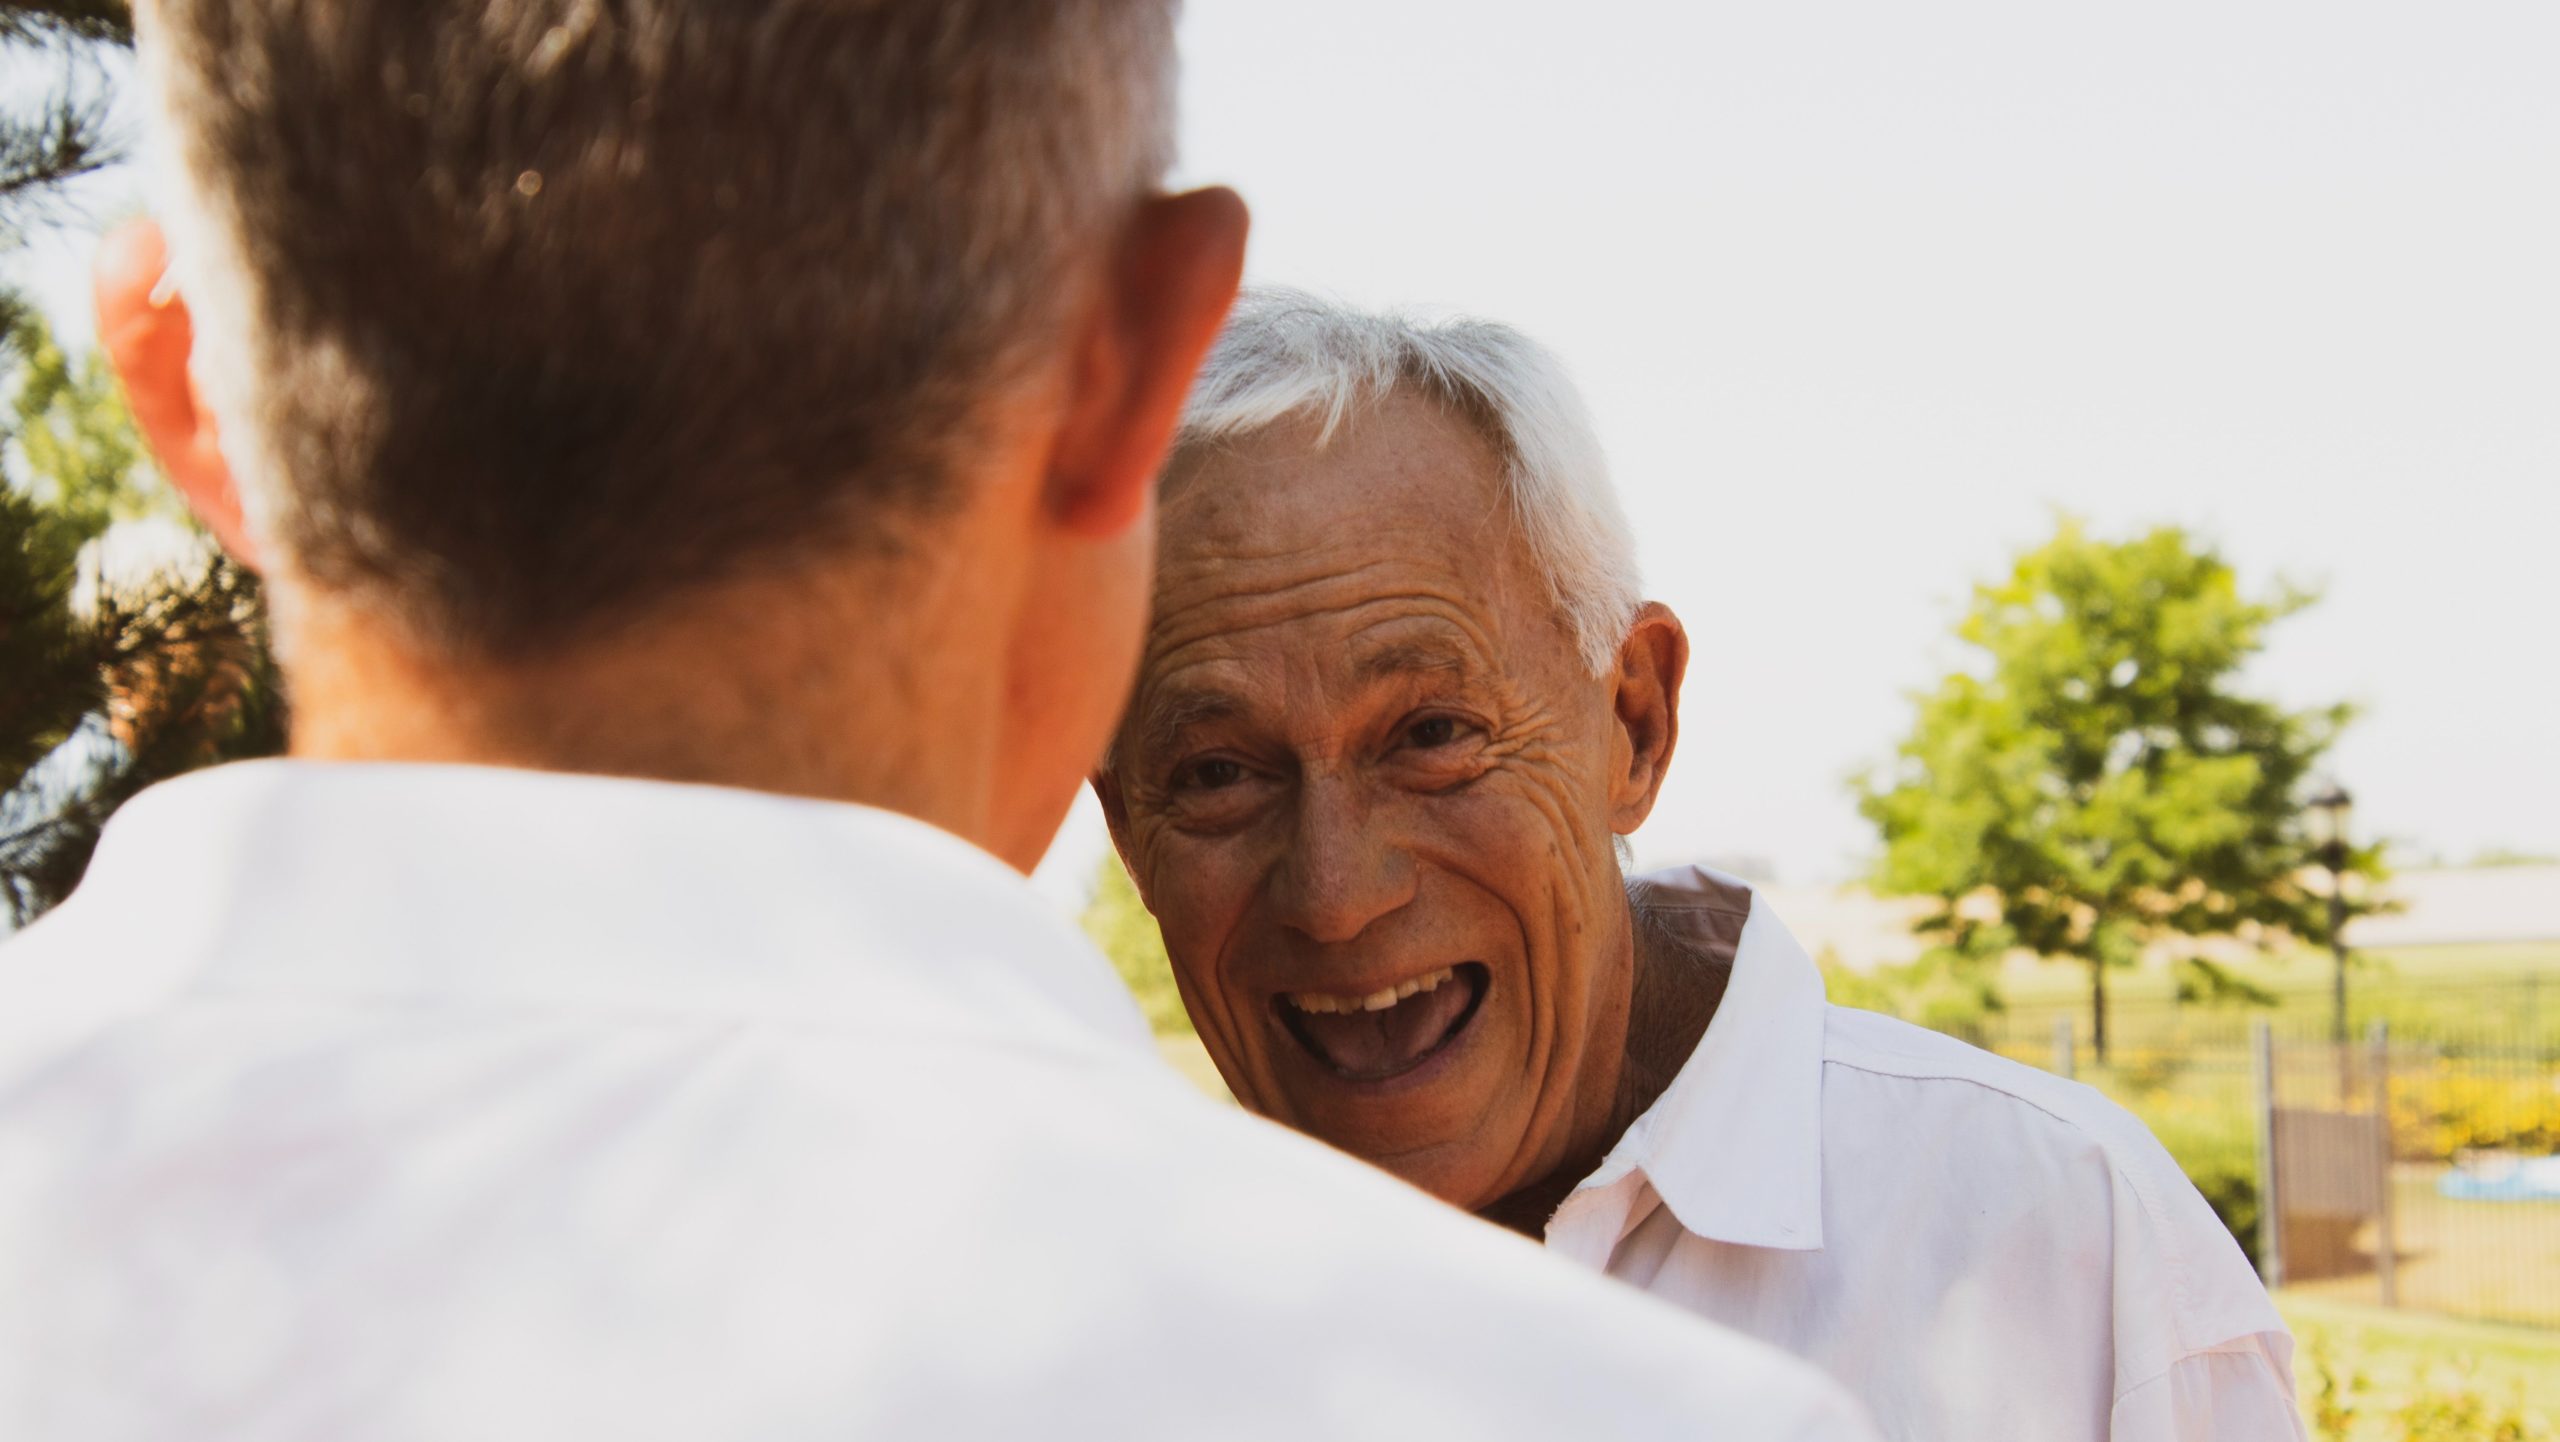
[
  {"x1": 1543, "y1": 866, "x2": 2305, "y2": 1442},
  {"x1": 0, "y1": 765, "x2": 1877, "y2": 1442}
]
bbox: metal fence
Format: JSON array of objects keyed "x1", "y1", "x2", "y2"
[
  {"x1": 2261, "y1": 1025, "x2": 2560, "y2": 1328},
  {"x1": 1967, "y1": 975, "x2": 2560, "y2": 1063},
  {"x1": 1930, "y1": 987, "x2": 2560, "y2": 1329}
]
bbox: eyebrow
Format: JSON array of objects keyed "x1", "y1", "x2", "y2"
[
  {"x1": 1351, "y1": 638, "x2": 1474, "y2": 687},
  {"x1": 1130, "y1": 688, "x2": 1246, "y2": 766}
]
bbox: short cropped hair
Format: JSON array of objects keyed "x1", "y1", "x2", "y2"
[
  {"x1": 1169, "y1": 289, "x2": 1642, "y2": 675},
  {"x1": 142, "y1": 1, "x2": 1178, "y2": 656}
]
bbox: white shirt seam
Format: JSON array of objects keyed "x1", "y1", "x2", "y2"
[{"x1": 1817, "y1": 1054, "x2": 2102, "y2": 1135}]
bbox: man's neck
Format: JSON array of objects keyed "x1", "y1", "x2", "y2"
[
  {"x1": 1476, "y1": 885, "x2": 1731, "y2": 1238},
  {"x1": 277, "y1": 558, "x2": 1011, "y2": 846}
]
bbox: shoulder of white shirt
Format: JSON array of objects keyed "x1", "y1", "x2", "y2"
[
  {"x1": 1815, "y1": 1003, "x2": 2179, "y2": 1167},
  {"x1": 1813, "y1": 1002, "x2": 2287, "y2": 1354}
]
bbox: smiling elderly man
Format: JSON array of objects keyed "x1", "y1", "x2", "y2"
[{"x1": 1096, "y1": 290, "x2": 2309, "y2": 1442}]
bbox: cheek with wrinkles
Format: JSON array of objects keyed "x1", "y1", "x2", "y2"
[
  {"x1": 1133, "y1": 818, "x2": 1286, "y2": 1109},
  {"x1": 1450, "y1": 722, "x2": 1626, "y2": 1172}
]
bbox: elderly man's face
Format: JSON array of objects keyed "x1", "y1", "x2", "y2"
[{"x1": 1102, "y1": 393, "x2": 1665, "y2": 1209}]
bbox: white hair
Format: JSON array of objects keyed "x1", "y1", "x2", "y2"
[{"x1": 1172, "y1": 288, "x2": 1642, "y2": 675}]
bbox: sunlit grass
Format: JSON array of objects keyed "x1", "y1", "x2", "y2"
[{"x1": 2284, "y1": 1293, "x2": 2556, "y2": 1440}]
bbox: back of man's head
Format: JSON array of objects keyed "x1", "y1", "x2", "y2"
[{"x1": 139, "y1": 0, "x2": 1176, "y2": 657}]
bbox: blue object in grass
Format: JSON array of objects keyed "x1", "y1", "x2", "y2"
[{"x1": 2438, "y1": 1155, "x2": 2560, "y2": 1202}]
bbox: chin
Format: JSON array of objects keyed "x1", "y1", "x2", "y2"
[{"x1": 1234, "y1": 957, "x2": 1535, "y2": 1207}]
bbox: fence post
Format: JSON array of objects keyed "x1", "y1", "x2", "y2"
[
  {"x1": 2252, "y1": 1018, "x2": 2283, "y2": 1289},
  {"x1": 2053, "y1": 1015, "x2": 2076, "y2": 1080},
  {"x1": 2369, "y1": 1020, "x2": 2396, "y2": 1309}
]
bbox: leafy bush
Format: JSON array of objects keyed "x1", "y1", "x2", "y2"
[
  {"x1": 2389, "y1": 1064, "x2": 2560, "y2": 1162},
  {"x1": 1817, "y1": 945, "x2": 2006, "y2": 1035},
  {"x1": 2302, "y1": 1328, "x2": 2547, "y2": 1441}
]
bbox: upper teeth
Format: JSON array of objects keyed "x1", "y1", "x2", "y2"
[{"x1": 1287, "y1": 966, "x2": 1458, "y2": 1016}]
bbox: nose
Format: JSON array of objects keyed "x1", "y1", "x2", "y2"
[{"x1": 1271, "y1": 774, "x2": 1416, "y2": 946}]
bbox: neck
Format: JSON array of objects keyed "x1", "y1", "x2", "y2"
[
  {"x1": 1476, "y1": 885, "x2": 1729, "y2": 1237},
  {"x1": 277, "y1": 549, "x2": 1019, "y2": 851}
]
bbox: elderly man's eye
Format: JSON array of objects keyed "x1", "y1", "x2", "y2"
[
  {"x1": 1173, "y1": 757, "x2": 1247, "y2": 792},
  {"x1": 1403, "y1": 715, "x2": 1465, "y2": 749}
]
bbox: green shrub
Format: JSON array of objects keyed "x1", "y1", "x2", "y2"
[
  {"x1": 2301, "y1": 1328, "x2": 2547, "y2": 1441},
  {"x1": 2389, "y1": 1064, "x2": 2560, "y2": 1162}
]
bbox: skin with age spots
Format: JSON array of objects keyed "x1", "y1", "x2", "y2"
[{"x1": 1096, "y1": 391, "x2": 1707, "y2": 1222}]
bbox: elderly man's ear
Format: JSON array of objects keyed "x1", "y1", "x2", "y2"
[
  {"x1": 1608, "y1": 602, "x2": 1689, "y2": 836},
  {"x1": 93, "y1": 218, "x2": 259, "y2": 567},
  {"x1": 1090, "y1": 768, "x2": 1141, "y2": 885}
]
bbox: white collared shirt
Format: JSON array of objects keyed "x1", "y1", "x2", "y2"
[
  {"x1": 1546, "y1": 867, "x2": 2306, "y2": 1442},
  {"x1": 0, "y1": 764, "x2": 1874, "y2": 1441}
]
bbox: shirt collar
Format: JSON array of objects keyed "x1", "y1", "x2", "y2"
[
  {"x1": 46, "y1": 759, "x2": 1154, "y2": 1059},
  {"x1": 1572, "y1": 865, "x2": 1829, "y2": 1252}
]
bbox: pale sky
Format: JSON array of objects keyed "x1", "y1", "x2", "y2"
[
  {"x1": 10, "y1": 3, "x2": 2557, "y2": 901},
  {"x1": 1156, "y1": 0, "x2": 2560, "y2": 887}
]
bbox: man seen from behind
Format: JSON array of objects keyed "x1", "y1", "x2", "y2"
[{"x1": 0, "y1": 4, "x2": 1874, "y2": 1438}]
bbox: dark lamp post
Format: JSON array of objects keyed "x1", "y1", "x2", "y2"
[{"x1": 2307, "y1": 782, "x2": 2354, "y2": 1045}]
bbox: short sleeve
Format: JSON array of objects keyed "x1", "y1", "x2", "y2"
[{"x1": 2108, "y1": 1336, "x2": 2309, "y2": 1442}]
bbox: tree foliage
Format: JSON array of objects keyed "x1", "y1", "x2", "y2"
[
  {"x1": 0, "y1": 0, "x2": 284, "y2": 930},
  {"x1": 0, "y1": 2, "x2": 132, "y2": 324},
  {"x1": 1856, "y1": 520, "x2": 2387, "y2": 1057},
  {"x1": 2, "y1": 311, "x2": 283, "y2": 929}
]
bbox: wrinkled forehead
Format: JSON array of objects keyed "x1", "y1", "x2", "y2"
[
  {"x1": 1127, "y1": 391, "x2": 1579, "y2": 738},
  {"x1": 1164, "y1": 390, "x2": 1510, "y2": 551},
  {"x1": 1154, "y1": 391, "x2": 1535, "y2": 637}
]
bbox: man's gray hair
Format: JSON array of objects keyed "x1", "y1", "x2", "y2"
[
  {"x1": 142, "y1": 1, "x2": 1178, "y2": 657},
  {"x1": 1172, "y1": 289, "x2": 1642, "y2": 675}
]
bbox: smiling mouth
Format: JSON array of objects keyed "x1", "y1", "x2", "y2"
[{"x1": 1276, "y1": 963, "x2": 1489, "y2": 1083}]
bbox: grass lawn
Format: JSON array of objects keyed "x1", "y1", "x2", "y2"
[
  {"x1": 2002, "y1": 941, "x2": 2560, "y2": 1005},
  {"x1": 1997, "y1": 942, "x2": 2560, "y2": 1042},
  {"x1": 2282, "y1": 1292, "x2": 2557, "y2": 1439}
]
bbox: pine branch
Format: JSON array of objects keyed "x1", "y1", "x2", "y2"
[
  {"x1": 0, "y1": 2, "x2": 134, "y2": 242},
  {"x1": 0, "y1": 2, "x2": 132, "y2": 49},
  {"x1": 0, "y1": 552, "x2": 285, "y2": 927},
  {"x1": 0, "y1": 486, "x2": 99, "y2": 784},
  {"x1": 0, "y1": 70, "x2": 122, "y2": 231}
]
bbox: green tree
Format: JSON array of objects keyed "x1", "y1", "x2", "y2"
[
  {"x1": 2, "y1": 310, "x2": 284, "y2": 928},
  {"x1": 1, "y1": 1, "x2": 133, "y2": 335},
  {"x1": 1856, "y1": 520, "x2": 2386, "y2": 1061}
]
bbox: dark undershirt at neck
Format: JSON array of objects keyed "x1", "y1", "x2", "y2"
[{"x1": 1476, "y1": 874, "x2": 1741, "y2": 1237}]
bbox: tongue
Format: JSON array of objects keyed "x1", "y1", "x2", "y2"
[{"x1": 1296, "y1": 976, "x2": 1475, "y2": 1080}]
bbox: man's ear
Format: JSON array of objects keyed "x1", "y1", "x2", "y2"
[
  {"x1": 1608, "y1": 602, "x2": 1689, "y2": 835},
  {"x1": 93, "y1": 217, "x2": 260, "y2": 567},
  {"x1": 1045, "y1": 187, "x2": 1249, "y2": 537},
  {"x1": 1088, "y1": 768, "x2": 1149, "y2": 901}
]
